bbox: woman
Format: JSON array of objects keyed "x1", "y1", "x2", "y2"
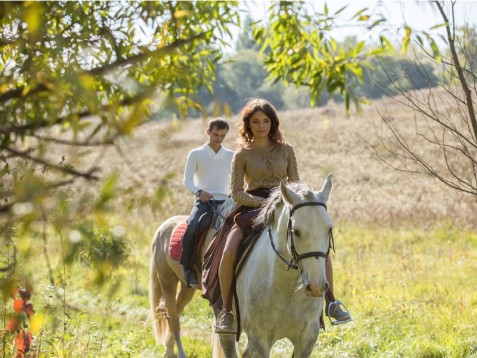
[{"x1": 205, "y1": 98, "x2": 351, "y2": 334}]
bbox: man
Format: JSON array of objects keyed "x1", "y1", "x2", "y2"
[{"x1": 181, "y1": 118, "x2": 234, "y2": 288}]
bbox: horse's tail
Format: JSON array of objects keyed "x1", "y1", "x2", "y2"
[{"x1": 149, "y1": 236, "x2": 169, "y2": 345}]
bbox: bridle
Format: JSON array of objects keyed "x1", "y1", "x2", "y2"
[{"x1": 268, "y1": 201, "x2": 335, "y2": 272}]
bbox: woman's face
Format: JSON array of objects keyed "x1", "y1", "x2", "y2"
[{"x1": 249, "y1": 110, "x2": 271, "y2": 139}]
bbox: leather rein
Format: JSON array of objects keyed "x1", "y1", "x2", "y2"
[{"x1": 268, "y1": 201, "x2": 335, "y2": 272}]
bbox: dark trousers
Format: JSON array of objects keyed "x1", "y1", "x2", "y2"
[{"x1": 180, "y1": 198, "x2": 223, "y2": 269}]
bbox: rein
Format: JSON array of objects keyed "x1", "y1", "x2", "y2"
[
  {"x1": 268, "y1": 201, "x2": 335, "y2": 271},
  {"x1": 206, "y1": 198, "x2": 226, "y2": 220}
]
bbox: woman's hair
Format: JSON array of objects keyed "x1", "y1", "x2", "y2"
[{"x1": 239, "y1": 98, "x2": 284, "y2": 146}]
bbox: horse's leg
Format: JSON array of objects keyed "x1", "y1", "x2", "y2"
[
  {"x1": 290, "y1": 344, "x2": 315, "y2": 358},
  {"x1": 242, "y1": 336, "x2": 269, "y2": 358},
  {"x1": 161, "y1": 283, "x2": 194, "y2": 358},
  {"x1": 176, "y1": 282, "x2": 195, "y2": 314},
  {"x1": 160, "y1": 274, "x2": 187, "y2": 358},
  {"x1": 211, "y1": 307, "x2": 237, "y2": 358},
  {"x1": 290, "y1": 334, "x2": 318, "y2": 358},
  {"x1": 217, "y1": 334, "x2": 238, "y2": 358}
]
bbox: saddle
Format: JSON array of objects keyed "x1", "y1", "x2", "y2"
[{"x1": 169, "y1": 211, "x2": 213, "y2": 267}]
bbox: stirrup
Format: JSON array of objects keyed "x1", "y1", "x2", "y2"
[{"x1": 327, "y1": 300, "x2": 352, "y2": 326}]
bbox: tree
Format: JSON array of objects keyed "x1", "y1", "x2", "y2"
[
  {"x1": 361, "y1": 56, "x2": 439, "y2": 99},
  {"x1": 372, "y1": 1, "x2": 477, "y2": 199},
  {"x1": 0, "y1": 1, "x2": 240, "y2": 282},
  {"x1": 252, "y1": 2, "x2": 393, "y2": 109}
]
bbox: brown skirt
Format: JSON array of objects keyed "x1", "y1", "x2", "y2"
[{"x1": 201, "y1": 188, "x2": 270, "y2": 309}]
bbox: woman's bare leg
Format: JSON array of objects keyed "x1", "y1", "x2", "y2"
[
  {"x1": 219, "y1": 226, "x2": 242, "y2": 311},
  {"x1": 325, "y1": 256, "x2": 335, "y2": 306}
]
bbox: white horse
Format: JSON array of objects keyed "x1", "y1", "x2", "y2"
[
  {"x1": 149, "y1": 198, "x2": 236, "y2": 358},
  {"x1": 217, "y1": 175, "x2": 334, "y2": 357}
]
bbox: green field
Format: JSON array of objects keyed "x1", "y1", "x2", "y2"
[
  {"x1": 2, "y1": 104, "x2": 476, "y2": 357},
  {"x1": 3, "y1": 220, "x2": 476, "y2": 357}
]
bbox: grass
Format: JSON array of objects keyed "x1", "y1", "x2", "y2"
[
  {"x1": 2, "y1": 99, "x2": 476, "y2": 357},
  {"x1": 2, "y1": 221, "x2": 476, "y2": 357}
]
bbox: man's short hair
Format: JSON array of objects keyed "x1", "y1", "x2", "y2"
[{"x1": 208, "y1": 118, "x2": 229, "y2": 132}]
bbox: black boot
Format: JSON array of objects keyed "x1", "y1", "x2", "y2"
[{"x1": 183, "y1": 268, "x2": 200, "y2": 288}]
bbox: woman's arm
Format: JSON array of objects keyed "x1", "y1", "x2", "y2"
[
  {"x1": 230, "y1": 151, "x2": 263, "y2": 207},
  {"x1": 286, "y1": 143, "x2": 300, "y2": 183}
]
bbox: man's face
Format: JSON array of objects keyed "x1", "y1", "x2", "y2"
[{"x1": 208, "y1": 127, "x2": 228, "y2": 146}]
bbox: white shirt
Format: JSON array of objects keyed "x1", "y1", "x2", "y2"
[{"x1": 183, "y1": 143, "x2": 234, "y2": 200}]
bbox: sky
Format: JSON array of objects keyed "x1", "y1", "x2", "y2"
[{"x1": 236, "y1": 1, "x2": 477, "y2": 44}]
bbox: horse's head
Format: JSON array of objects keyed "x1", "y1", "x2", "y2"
[{"x1": 279, "y1": 174, "x2": 333, "y2": 298}]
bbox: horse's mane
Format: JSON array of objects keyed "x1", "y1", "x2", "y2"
[
  {"x1": 213, "y1": 197, "x2": 236, "y2": 230},
  {"x1": 254, "y1": 181, "x2": 316, "y2": 227}
]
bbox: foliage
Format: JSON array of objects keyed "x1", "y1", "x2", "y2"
[
  {"x1": 3, "y1": 286, "x2": 35, "y2": 357},
  {"x1": 252, "y1": 2, "x2": 393, "y2": 110},
  {"x1": 0, "y1": 0, "x2": 239, "y2": 211},
  {"x1": 0, "y1": 0, "x2": 240, "y2": 283}
]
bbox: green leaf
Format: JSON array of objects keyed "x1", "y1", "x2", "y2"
[
  {"x1": 351, "y1": 8, "x2": 369, "y2": 20},
  {"x1": 429, "y1": 23, "x2": 446, "y2": 30}
]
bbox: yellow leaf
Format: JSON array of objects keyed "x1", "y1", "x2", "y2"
[
  {"x1": 223, "y1": 103, "x2": 233, "y2": 118},
  {"x1": 213, "y1": 102, "x2": 221, "y2": 117},
  {"x1": 21, "y1": 83, "x2": 36, "y2": 96},
  {"x1": 79, "y1": 74, "x2": 95, "y2": 90},
  {"x1": 30, "y1": 313, "x2": 45, "y2": 333},
  {"x1": 25, "y1": 3, "x2": 42, "y2": 33},
  {"x1": 0, "y1": 83, "x2": 10, "y2": 94},
  {"x1": 121, "y1": 103, "x2": 145, "y2": 135},
  {"x1": 173, "y1": 10, "x2": 189, "y2": 18}
]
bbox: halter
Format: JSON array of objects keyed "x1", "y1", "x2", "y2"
[{"x1": 268, "y1": 201, "x2": 335, "y2": 272}]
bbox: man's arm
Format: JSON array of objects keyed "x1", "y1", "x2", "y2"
[{"x1": 183, "y1": 151, "x2": 199, "y2": 195}]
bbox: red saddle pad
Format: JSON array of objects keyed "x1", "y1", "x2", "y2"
[{"x1": 169, "y1": 221, "x2": 187, "y2": 261}]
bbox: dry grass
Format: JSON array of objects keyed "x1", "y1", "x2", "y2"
[
  {"x1": 74, "y1": 95, "x2": 475, "y2": 229},
  {"x1": 20, "y1": 92, "x2": 473, "y2": 357}
]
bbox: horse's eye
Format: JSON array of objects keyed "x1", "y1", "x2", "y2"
[{"x1": 292, "y1": 229, "x2": 301, "y2": 237}]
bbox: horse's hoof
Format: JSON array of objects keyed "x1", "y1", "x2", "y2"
[{"x1": 162, "y1": 353, "x2": 177, "y2": 358}]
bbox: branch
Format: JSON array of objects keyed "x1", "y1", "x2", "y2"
[
  {"x1": 0, "y1": 32, "x2": 206, "y2": 104},
  {"x1": 434, "y1": 1, "x2": 477, "y2": 141},
  {"x1": 0, "y1": 88, "x2": 152, "y2": 136},
  {"x1": 0, "y1": 178, "x2": 75, "y2": 214},
  {"x1": 0, "y1": 234, "x2": 16, "y2": 273},
  {"x1": 31, "y1": 133, "x2": 119, "y2": 147},
  {"x1": 3, "y1": 147, "x2": 100, "y2": 180}
]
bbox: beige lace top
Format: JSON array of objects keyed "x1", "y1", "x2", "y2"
[{"x1": 230, "y1": 142, "x2": 300, "y2": 207}]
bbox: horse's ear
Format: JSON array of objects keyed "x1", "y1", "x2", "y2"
[
  {"x1": 319, "y1": 173, "x2": 333, "y2": 203},
  {"x1": 280, "y1": 181, "x2": 301, "y2": 205}
]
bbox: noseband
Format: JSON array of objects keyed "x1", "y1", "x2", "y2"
[{"x1": 268, "y1": 201, "x2": 335, "y2": 271}]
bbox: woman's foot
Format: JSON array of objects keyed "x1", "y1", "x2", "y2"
[
  {"x1": 215, "y1": 309, "x2": 237, "y2": 334},
  {"x1": 326, "y1": 300, "x2": 352, "y2": 325}
]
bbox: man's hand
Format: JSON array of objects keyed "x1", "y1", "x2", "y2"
[{"x1": 198, "y1": 190, "x2": 213, "y2": 202}]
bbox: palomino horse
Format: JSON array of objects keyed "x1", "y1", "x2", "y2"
[
  {"x1": 217, "y1": 175, "x2": 334, "y2": 357},
  {"x1": 149, "y1": 198, "x2": 235, "y2": 358}
]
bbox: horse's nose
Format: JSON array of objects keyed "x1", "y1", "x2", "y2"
[{"x1": 305, "y1": 281, "x2": 329, "y2": 297}]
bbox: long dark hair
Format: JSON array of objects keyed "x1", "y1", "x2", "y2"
[{"x1": 239, "y1": 98, "x2": 284, "y2": 146}]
